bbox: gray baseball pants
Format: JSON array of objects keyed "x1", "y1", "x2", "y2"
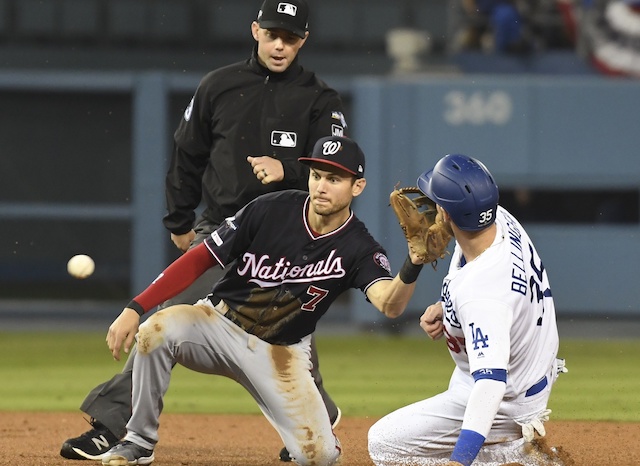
[{"x1": 79, "y1": 218, "x2": 338, "y2": 438}]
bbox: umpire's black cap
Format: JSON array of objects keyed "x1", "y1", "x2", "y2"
[
  {"x1": 299, "y1": 136, "x2": 365, "y2": 178},
  {"x1": 257, "y1": 0, "x2": 309, "y2": 38}
]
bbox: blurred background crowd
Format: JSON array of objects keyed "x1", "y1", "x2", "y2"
[{"x1": 0, "y1": 0, "x2": 639, "y2": 76}]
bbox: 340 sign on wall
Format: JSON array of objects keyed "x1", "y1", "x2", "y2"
[{"x1": 443, "y1": 90, "x2": 513, "y2": 126}]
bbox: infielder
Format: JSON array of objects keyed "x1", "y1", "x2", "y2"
[
  {"x1": 100, "y1": 136, "x2": 427, "y2": 466},
  {"x1": 368, "y1": 154, "x2": 567, "y2": 466},
  {"x1": 60, "y1": 1, "x2": 346, "y2": 462}
]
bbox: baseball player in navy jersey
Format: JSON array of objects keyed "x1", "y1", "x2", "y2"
[
  {"x1": 368, "y1": 154, "x2": 567, "y2": 466},
  {"x1": 99, "y1": 136, "x2": 428, "y2": 466},
  {"x1": 60, "y1": 1, "x2": 348, "y2": 461}
]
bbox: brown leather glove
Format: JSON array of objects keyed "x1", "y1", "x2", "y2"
[{"x1": 389, "y1": 186, "x2": 453, "y2": 267}]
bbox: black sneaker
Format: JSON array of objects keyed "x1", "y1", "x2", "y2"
[
  {"x1": 60, "y1": 418, "x2": 120, "y2": 460},
  {"x1": 279, "y1": 407, "x2": 342, "y2": 462},
  {"x1": 279, "y1": 446, "x2": 293, "y2": 462}
]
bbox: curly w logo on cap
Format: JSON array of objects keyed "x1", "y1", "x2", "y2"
[
  {"x1": 299, "y1": 136, "x2": 365, "y2": 178},
  {"x1": 320, "y1": 139, "x2": 342, "y2": 155}
]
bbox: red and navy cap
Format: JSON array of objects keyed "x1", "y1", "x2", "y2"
[
  {"x1": 257, "y1": 0, "x2": 309, "y2": 38},
  {"x1": 299, "y1": 136, "x2": 365, "y2": 178}
]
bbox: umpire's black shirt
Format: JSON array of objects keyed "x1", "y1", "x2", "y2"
[{"x1": 164, "y1": 47, "x2": 348, "y2": 234}]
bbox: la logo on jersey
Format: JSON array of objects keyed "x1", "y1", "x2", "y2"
[{"x1": 469, "y1": 322, "x2": 489, "y2": 350}]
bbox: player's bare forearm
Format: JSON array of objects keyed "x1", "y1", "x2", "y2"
[
  {"x1": 366, "y1": 250, "x2": 426, "y2": 317},
  {"x1": 366, "y1": 277, "x2": 416, "y2": 318},
  {"x1": 106, "y1": 307, "x2": 140, "y2": 361}
]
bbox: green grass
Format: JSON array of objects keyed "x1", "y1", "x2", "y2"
[
  {"x1": 548, "y1": 339, "x2": 640, "y2": 422},
  {"x1": 0, "y1": 332, "x2": 638, "y2": 422}
]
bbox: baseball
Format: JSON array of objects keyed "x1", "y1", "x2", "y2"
[{"x1": 67, "y1": 254, "x2": 95, "y2": 279}]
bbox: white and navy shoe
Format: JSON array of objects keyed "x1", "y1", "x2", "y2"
[{"x1": 101, "y1": 440, "x2": 155, "y2": 466}]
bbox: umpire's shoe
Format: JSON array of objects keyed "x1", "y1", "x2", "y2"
[
  {"x1": 101, "y1": 440, "x2": 155, "y2": 466},
  {"x1": 279, "y1": 407, "x2": 342, "y2": 462},
  {"x1": 60, "y1": 418, "x2": 119, "y2": 460}
]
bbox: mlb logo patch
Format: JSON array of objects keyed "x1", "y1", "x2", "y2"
[
  {"x1": 277, "y1": 3, "x2": 297, "y2": 16},
  {"x1": 271, "y1": 130, "x2": 297, "y2": 147}
]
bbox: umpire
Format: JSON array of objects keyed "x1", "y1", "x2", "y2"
[{"x1": 60, "y1": 0, "x2": 346, "y2": 462}]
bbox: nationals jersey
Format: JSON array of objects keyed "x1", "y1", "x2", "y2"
[
  {"x1": 204, "y1": 190, "x2": 393, "y2": 344},
  {"x1": 440, "y1": 206, "x2": 559, "y2": 399}
]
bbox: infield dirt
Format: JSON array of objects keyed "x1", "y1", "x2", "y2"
[{"x1": 2, "y1": 412, "x2": 637, "y2": 465}]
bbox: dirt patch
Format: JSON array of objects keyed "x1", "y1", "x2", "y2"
[{"x1": 1, "y1": 412, "x2": 638, "y2": 465}]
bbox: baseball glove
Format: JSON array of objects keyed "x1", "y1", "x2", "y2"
[{"x1": 389, "y1": 186, "x2": 453, "y2": 267}]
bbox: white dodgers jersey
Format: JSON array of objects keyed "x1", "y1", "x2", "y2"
[{"x1": 440, "y1": 206, "x2": 559, "y2": 399}]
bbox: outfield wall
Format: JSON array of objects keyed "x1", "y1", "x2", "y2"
[
  {"x1": 349, "y1": 75, "x2": 640, "y2": 321},
  {"x1": 0, "y1": 72, "x2": 638, "y2": 324}
]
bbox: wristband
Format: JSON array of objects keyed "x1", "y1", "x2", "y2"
[
  {"x1": 399, "y1": 255, "x2": 423, "y2": 284},
  {"x1": 450, "y1": 429, "x2": 485, "y2": 466},
  {"x1": 127, "y1": 300, "x2": 145, "y2": 316}
]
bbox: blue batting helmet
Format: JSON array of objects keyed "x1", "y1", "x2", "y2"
[{"x1": 417, "y1": 154, "x2": 499, "y2": 231}]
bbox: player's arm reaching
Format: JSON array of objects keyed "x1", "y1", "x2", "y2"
[
  {"x1": 367, "y1": 181, "x2": 454, "y2": 319},
  {"x1": 106, "y1": 243, "x2": 218, "y2": 361},
  {"x1": 366, "y1": 248, "x2": 425, "y2": 318}
]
